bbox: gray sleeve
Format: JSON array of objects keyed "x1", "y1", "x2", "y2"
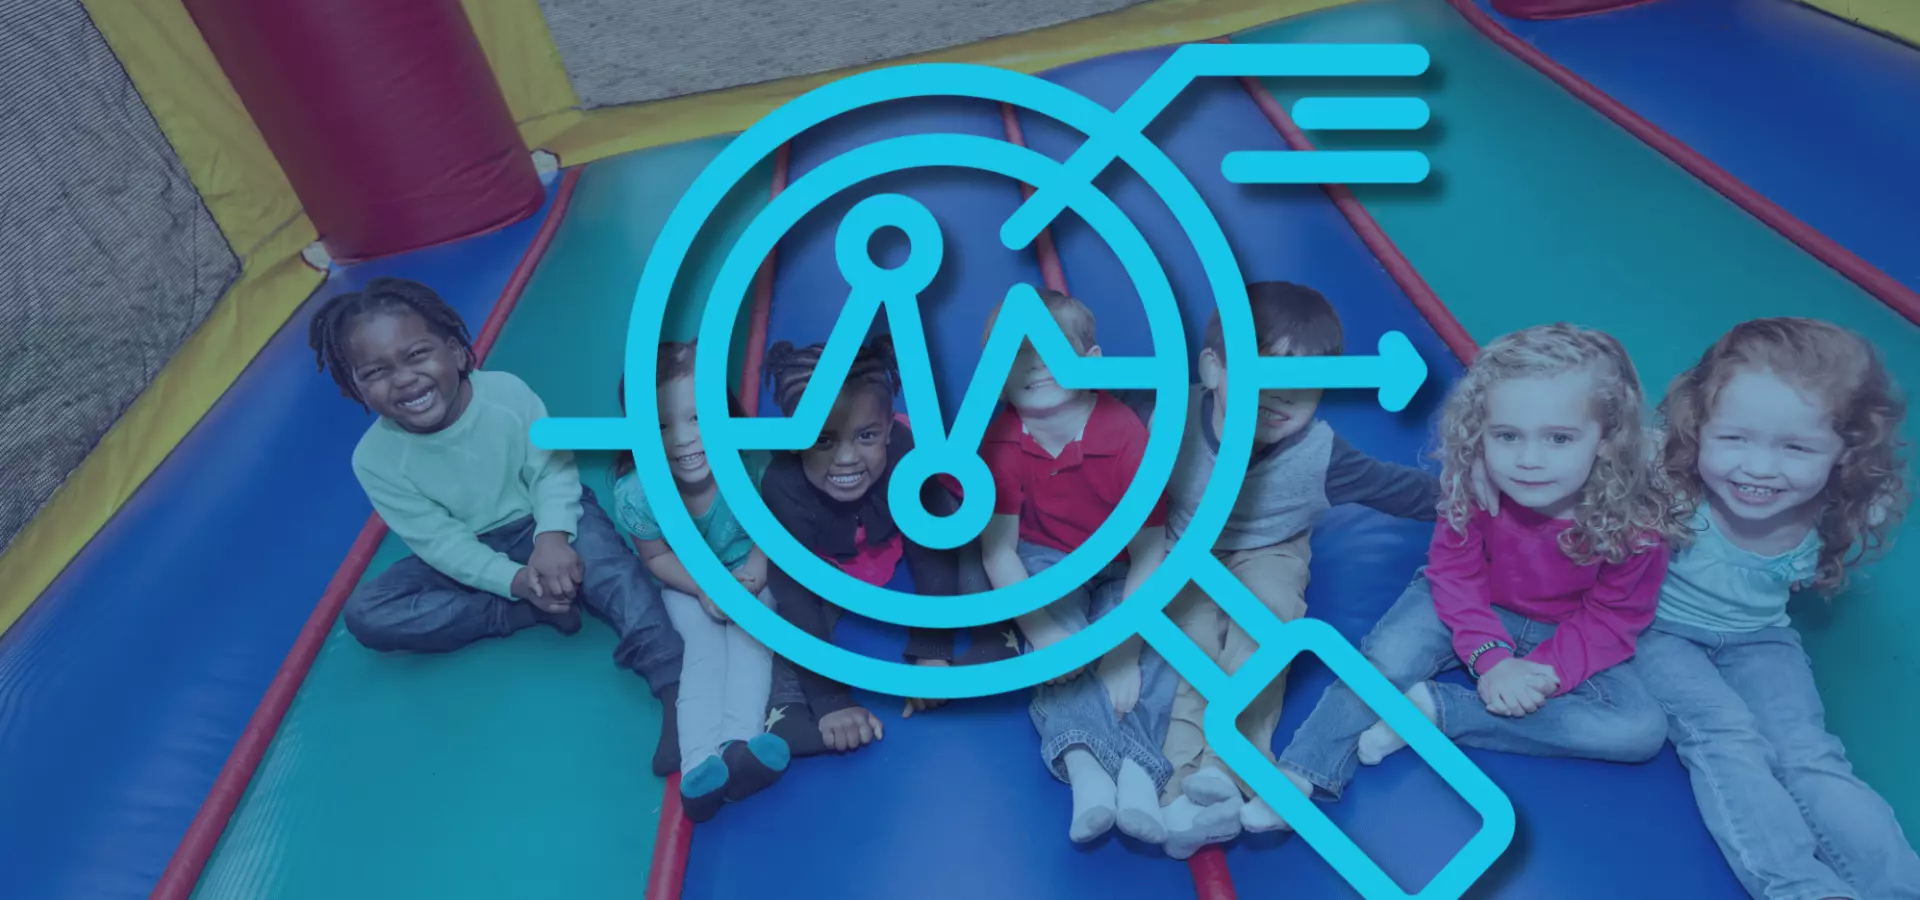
[{"x1": 1323, "y1": 434, "x2": 1441, "y2": 521}]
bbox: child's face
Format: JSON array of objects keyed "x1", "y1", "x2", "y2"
[
  {"x1": 1481, "y1": 370, "x2": 1602, "y2": 519},
  {"x1": 344, "y1": 310, "x2": 470, "y2": 434},
  {"x1": 1696, "y1": 368, "x2": 1841, "y2": 526},
  {"x1": 1001, "y1": 338, "x2": 1097, "y2": 412},
  {"x1": 1200, "y1": 344, "x2": 1321, "y2": 445},
  {"x1": 657, "y1": 375, "x2": 710, "y2": 486},
  {"x1": 802, "y1": 387, "x2": 893, "y2": 503}
]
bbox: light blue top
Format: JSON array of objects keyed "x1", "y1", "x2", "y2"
[
  {"x1": 1655, "y1": 507, "x2": 1821, "y2": 634},
  {"x1": 612, "y1": 451, "x2": 770, "y2": 570}
]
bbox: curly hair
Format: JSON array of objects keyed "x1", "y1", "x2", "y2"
[
  {"x1": 1436, "y1": 323, "x2": 1686, "y2": 564},
  {"x1": 762, "y1": 333, "x2": 902, "y2": 418},
  {"x1": 307, "y1": 277, "x2": 473, "y2": 409},
  {"x1": 1655, "y1": 317, "x2": 1909, "y2": 596}
]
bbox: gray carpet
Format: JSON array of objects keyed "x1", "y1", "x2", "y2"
[
  {"x1": 0, "y1": 0, "x2": 240, "y2": 555},
  {"x1": 537, "y1": 0, "x2": 1155, "y2": 109}
]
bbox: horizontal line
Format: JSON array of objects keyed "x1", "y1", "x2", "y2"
[
  {"x1": 1222, "y1": 150, "x2": 1429, "y2": 185},
  {"x1": 1290, "y1": 97, "x2": 1429, "y2": 130}
]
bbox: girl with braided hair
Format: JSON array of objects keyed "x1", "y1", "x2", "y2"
[
  {"x1": 313, "y1": 277, "x2": 687, "y2": 777},
  {"x1": 757, "y1": 333, "x2": 1016, "y2": 755}
]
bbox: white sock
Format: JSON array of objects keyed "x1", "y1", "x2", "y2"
[
  {"x1": 1063, "y1": 748, "x2": 1117, "y2": 843},
  {"x1": 1114, "y1": 759, "x2": 1168, "y2": 844},
  {"x1": 1164, "y1": 795, "x2": 1243, "y2": 859},
  {"x1": 1243, "y1": 768, "x2": 1316, "y2": 833},
  {"x1": 1183, "y1": 763, "x2": 1239, "y2": 806},
  {"x1": 1357, "y1": 681, "x2": 1437, "y2": 766}
]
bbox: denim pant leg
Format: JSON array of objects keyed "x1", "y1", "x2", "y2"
[
  {"x1": 1022, "y1": 543, "x2": 1144, "y2": 784},
  {"x1": 1277, "y1": 575, "x2": 1460, "y2": 800},
  {"x1": 1087, "y1": 570, "x2": 1178, "y2": 791},
  {"x1": 1636, "y1": 624, "x2": 1857, "y2": 900},
  {"x1": 1717, "y1": 626, "x2": 1920, "y2": 899},
  {"x1": 1427, "y1": 609, "x2": 1667, "y2": 764},
  {"x1": 342, "y1": 516, "x2": 540, "y2": 653},
  {"x1": 571, "y1": 487, "x2": 684, "y2": 696}
]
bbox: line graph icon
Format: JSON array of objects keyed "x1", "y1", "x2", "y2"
[{"x1": 531, "y1": 45, "x2": 1514, "y2": 900}]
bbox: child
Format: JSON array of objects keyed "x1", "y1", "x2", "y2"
[
  {"x1": 1633, "y1": 318, "x2": 1920, "y2": 900},
  {"x1": 1270, "y1": 323, "x2": 1679, "y2": 824},
  {"x1": 977, "y1": 289, "x2": 1178, "y2": 846},
  {"x1": 317, "y1": 277, "x2": 686, "y2": 776},
  {"x1": 757, "y1": 335, "x2": 1004, "y2": 754},
  {"x1": 611, "y1": 342, "x2": 788, "y2": 822},
  {"x1": 1136, "y1": 282, "x2": 1443, "y2": 857}
]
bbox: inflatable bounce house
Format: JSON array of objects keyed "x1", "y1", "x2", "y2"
[{"x1": 4, "y1": 0, "x2": 1917, "y2": 897}]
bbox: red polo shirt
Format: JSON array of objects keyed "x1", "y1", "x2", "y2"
[{"x1": 980, "y1": 391, "x2": 1167, "y2": 554}]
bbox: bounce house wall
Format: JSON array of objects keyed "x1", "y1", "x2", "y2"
[
  {"x1": 1792, "y1": 0, "x2": 1920, "y2": 47},
  {"x1": 0, "y1": 0, "x2": 240, "y2": 555},
  {"x1": 536, "y1": 0, "x2": 1159, "y2": 108}
]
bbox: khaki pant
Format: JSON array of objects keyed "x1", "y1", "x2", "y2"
[{"x1": 1160, "y1": 531, "x2": 1312, "y2": 802}]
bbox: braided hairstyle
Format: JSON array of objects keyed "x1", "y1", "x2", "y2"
[
  {"x1": 761, "y1": 333, "x2": 902, "y2": 419},
  {"x1": 308, "y1": 277, "x2": 474, "y2": 409}
]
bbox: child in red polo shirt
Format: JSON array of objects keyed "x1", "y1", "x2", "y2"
[{"x1": 978, "y1": 289, "x2": 1177, "y2": 848}]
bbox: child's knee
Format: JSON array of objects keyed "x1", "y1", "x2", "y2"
[{"x1": 1607, "y1": 706, "x2": 1671, "y2": 763}]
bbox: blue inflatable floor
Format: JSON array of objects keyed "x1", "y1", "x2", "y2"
[{"x1": 1469, "y1": 0, "x2": 1920, "y2": 296}]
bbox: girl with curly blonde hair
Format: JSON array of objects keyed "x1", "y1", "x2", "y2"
[
  {"x1": 1633, "y1": 318, "x2": 1920, "y2": 900},
  {"x1": 1269, "y1": 324, "x2": 1675, "y2": 821}
]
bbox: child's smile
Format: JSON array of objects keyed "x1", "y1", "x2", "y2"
[
  {"x1": 345, "y1": 311, "x2": 471, "y2": 434},
  {"x1": 658, "y1": 375, "x2": 714, "y2": 486},
  {"x1": 803, "y1": 389, "x2": 892, "y2": 503},
  {"x1": 1697, "y1": 369, "x2": 1840, "y2": 533}
]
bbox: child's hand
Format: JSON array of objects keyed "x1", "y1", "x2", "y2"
[
  {"x1": 1097, "y1": 652, "x2": 1141, "y2": 720},
  {"x1": 902, "y1": 659, "x2": 949, "y2": 717},
  {"x1": 528, "y1": 532, "x2": 583, "y2": 599},
  {"x1": 1478, "y1": 659, "x2": 1552, "y2": 717},
  {"x1": 819, "y1": 707, "x2": 883, "y2": 751},
  {"x1": 734, "y1": 548, "x2": 768, "y2": 594},
  {"x1": 698, "y1": 593, "x2": 729, "y2": 623},
  {"x1": 512, "y1": 566, "x2": 571, "y2": 614}
]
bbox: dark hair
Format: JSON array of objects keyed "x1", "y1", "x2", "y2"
[
  {"x1": 1205, "y1": 281, "x2": 1344, "y2": 363},
  {"x1": 762, "y1": 333, "x2": 902, "y2": 418},
  {"x1": 307, "y1": 277, "x2": 474, "y2": 409},
  {"x1": 611, "y1": 340, "x2": 748, "y2": 478}
]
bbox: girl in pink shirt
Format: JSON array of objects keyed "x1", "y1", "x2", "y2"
[{"x1": 1271, "y1": 324, "x2": 1686, "y2": 820}]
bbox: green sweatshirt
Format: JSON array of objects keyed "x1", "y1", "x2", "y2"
[{"x1": 350, "y1": 369, "x2": 582, "y2": 598}]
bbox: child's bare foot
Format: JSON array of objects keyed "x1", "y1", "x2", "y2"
[
  {"x1": 1063, "y1": 748, "x2": 1117, "y2": 843},
  {"x1": 1183, "y1": 763, "x2": 1239, "y2": 806},
  {"x1": 1115, "y1": 759, "x2": 1168, "y2": 844},
  {"x1": 818, "y1": 707, "x2": 883, "y2": 752},
  {"x1": 1242, "y1": 768, "x2": 1314, "y2": 833},
  {"x1": 1357, "y1": 681, "x2": 1437, "y2": 766}
]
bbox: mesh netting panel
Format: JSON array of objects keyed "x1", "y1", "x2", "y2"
[
  {"x1": 537, "y1": 0, "x2": 1155, "y2": 109},
  {"x1": 0, "y1": 1, "x2": 241, "y2": 555}
]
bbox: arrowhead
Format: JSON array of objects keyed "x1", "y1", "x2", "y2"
[{"x1": 1374, "y1": 331, "x2": 1427, "y2": 413}]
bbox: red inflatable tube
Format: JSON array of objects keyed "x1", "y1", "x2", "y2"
[
  {"x1": 1490, "y1": 0, "x2": 1659, "y2": 19},
  {"x1": 182, "y1": 0, "x2": 545, "y2": 262}
]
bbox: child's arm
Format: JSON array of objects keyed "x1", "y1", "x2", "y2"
[
  {"x1": 634, "y1": 539, "x2": 703, "y2": 597},
  {"x1": 1096, "y1": 524, "x2": 1168, "y2": 716},
  {"x1": 1323, "y1": 434, "x2": 1442, "y2": 521},
  {"x1": 983, "y1": 513, "x2": 1065, "y2": 648},
  {"x1": 515, "y1": 382, "x2": 585, "y2": 539},
  {"x1": 355, "y1": 463, "x2": 525, "y2": 600},
  {"x1": 1424, "y1": 515, "x2": 1520, "y2": 677},
  {"x1": 1522, "y1": 542, "x2": 1668, "y2": 695}
]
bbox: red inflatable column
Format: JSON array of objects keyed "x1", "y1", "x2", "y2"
[
  {"x1": 183, "y1": 0, "x2": 545, "y2": 262},
  {"x1": 1491, "y1": 0, "x2": 1655, "y2": 18}
]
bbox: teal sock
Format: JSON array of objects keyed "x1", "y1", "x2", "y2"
[
  {"x1": 680, "y1": 754, "x2": 729, "y2": 823},
  {"x1": 722, "y1": 734, "x2": 790, "y2": 802}
]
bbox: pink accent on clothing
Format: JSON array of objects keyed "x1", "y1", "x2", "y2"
[
  {"x1": 1424, "y1": 497, "x2": 1668, "y2": 694},
  {"x1": 828, "y1": 525, "x2": 904, "y2": 588}
]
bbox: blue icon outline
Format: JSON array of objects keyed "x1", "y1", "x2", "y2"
[{"x1": 528, "y1": 47, "x2": 1514, "y2": 900}]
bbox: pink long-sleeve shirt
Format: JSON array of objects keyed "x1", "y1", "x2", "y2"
[{"x1": 1425, "y1": 497, "x2": 1668, "y2": 695}]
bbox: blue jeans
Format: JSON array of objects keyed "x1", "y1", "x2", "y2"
[
  {"x1": 1636, "y1": 620, "x2": 1920, "y2": 900},
  {"x1": 1278, "y1": 574, "x2": 1667, "y2": 799},
  {"x1": 344, "y1": 486, "x2": 684, "y2": 696},
  {"x1": 1021, "y1": 541, "x2": 1178, "y2": 790}
]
